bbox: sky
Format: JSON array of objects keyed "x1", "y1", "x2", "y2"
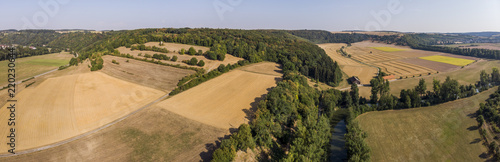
[{"x1": 1, "y1": 0, "x2": 499, "y2": 33}]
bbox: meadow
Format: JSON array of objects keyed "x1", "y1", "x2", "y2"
[{"x1": 357, "y1": 87, "x2": 496, "y2": 161}]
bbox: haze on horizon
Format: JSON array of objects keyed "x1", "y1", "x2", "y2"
[{"x1": 1, "y1": 0, "x2": 499, "y2": 33}]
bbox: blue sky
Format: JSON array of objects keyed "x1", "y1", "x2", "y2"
[{"x1": 1, "y1": 0, "x2": 499, "y2": 32}]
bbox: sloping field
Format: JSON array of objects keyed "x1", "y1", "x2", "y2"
[
  {"x1": 0, "y1": 52, "x2": 73, "y2": 85},
  {"x1": 144, "y1": 42, "x2": 210, "y2": 53},
  {"x1": 358, "y1": 60, "x2": 500, "y2": 98},
  {"x1": 357, "y1": 87, "x2": 496, "y2": 161},
  {"x1": 0, "y1": 105, "x2": 227, "y2": 162},
  {"x1": 116, "y1": 46, "x2": 243, "y2": 71},
  {"x1": 370, "y1": 47, "x2": 408, "y2": 52},
  {"x1": 373, "y1": 60, "x2": 437, "y2": 77},
  {"x1": 318, "y1": 43, "x2": 378, "y2": 84},
  {"x1": 346, "y1": 41, "x2": 480, "y2": 78},
  {"x1": 101, "y1": 55, "x2": 195, "y2": 92},
  {"x1": 400, "y1": 58, "x2": 459, "y2": 72},
  {"x1": 440, "y1": 43, "x2": 500, "y2": 50},
  {"x1": 419, "y1": 55, "x2": 476, "y2": 66},
  {"x1": 0, "y1": 72, "x2": 165, "y2": 153},
  {"x1": 318, "y1": 43, "x2": 358, "y2": 65},
  {"x1": 157, "y1": 62, "x2": 281, "y2": 129}
]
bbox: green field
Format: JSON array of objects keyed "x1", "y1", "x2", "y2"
[
  {"x1": 0, "y1": 53, "x2": 73, "y2": 85},
  {"x1": 370, "y1": 47, "x2": 408, "y2": 52},
  {"x1": 357, "y1": 88, "x2": 496, "y2": 161},
  {"x1": 419, "y1": 55, "x2": 475, "y2": 66}
]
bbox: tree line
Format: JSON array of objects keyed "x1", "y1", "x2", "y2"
[
  {"x1": 71, "y1": 28, "x2": 344, "y2": 86},
  {"x1": 212, "y1": 73, "x2": 355, "y2": 161},
  {"x1": 476, "y1": 86, "x2": 500, "y2": 161}
]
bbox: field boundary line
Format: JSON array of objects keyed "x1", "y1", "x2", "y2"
[
  {"x1": 0, "y1": 92, "x2": 170, "y2": 157},
  {"x1": 238, "y1": 69, "x2": 282, "y2": 77}
]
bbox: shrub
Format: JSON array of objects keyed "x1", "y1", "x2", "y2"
[
  {"x1": 188, "y1": 47, "x2": 197, "y2": 55},
  {"x1": 171, "y1": 56, "x2": 178, "y2": 62},
  {"x1": 112, "y1": 59, "x2": 119, "y2": 65},
  {"x1": 197, "y1": 60, "x2": 205, "y2": 67},
  {"x1": 493, "y1": 125, "x2": 500, "y2": 133}
]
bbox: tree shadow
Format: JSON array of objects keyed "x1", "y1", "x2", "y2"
[
  {"x1": 470, "y1": 138, "x2": 482, "y2": 144},
  {"x1": 479, "y1": 152, "x2": 489, "y2": 159},
  {"x1": 199, "y1": 134, "x2": 233, "y2": 162},
  {"x1": 467, "y1": 112, "x2": 477, "y2": 119},
  {"x1": 468, "y1": 125, "x2": 480, "y2": 131},
  {"x1": 200, "y1": 72, "x2": 282, "y2": 161},
  {"x1": 243, "y1": 77, "x2": 282, "y2": 124}
]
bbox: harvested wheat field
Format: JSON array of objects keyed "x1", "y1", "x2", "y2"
[
  {"x1": 158, "y1": 62, "x2": 282, "y2": 129},
  {"x1": 346, "y1": 41, "x2": 480, "y2": 78},
  {"x1": 116, "y1": 46, "x2": 243, "y2": 71},
  {"x1": 0, "y1": 104, "x2": 228, "y2": 162},
  {"x1": 0, "y1": 72, "x2": 165, "y2": 153},
  {"x1": 318, "y1": 43, "x2": 378, "y2": 84},
  {"x1": 101, "y1": 55, "x2": 195, "y2": 91}
]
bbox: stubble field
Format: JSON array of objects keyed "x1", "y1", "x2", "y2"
[
  {"x1": 0, "y1": 72, "x2": 165, "y2": 153},
  {"x1": 157, "y1": 62, "x2": 282, "y2": 129},
  {"x1": 318, "y1": 43, "x2": 378, "y2": 84}
]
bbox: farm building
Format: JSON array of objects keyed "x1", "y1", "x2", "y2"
[{"x1": 348, "y1": 76, "x2": 361, "y2": 84}]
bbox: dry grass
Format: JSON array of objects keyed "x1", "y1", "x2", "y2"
[
  {"x1": 357, "y1": 87, "x2": 496, "y2": 162},
  {"x1": 0, "y1": 72, "x2": 165, "y2": 153},
  {"x1": 157, "y1": 62, "x2": 281, "y2": 129},
  {"x1": 358, "y1": 60, "x2": 500, "y2": 98},
  {"x1": 318, "y1": 43, "x2": 378, "y2": 84},
  {"x1": 0, "y1": 105, "x2": 227, "y2": 162},
  {"x1": 101, "y1": 55, "x2": 195, "y2": 92},
  {"x1": 370, "y1": 47, "x2": 408, "y2": 52},
  {"x1": 144, "y1": 42, "x2": 210, "y2": 53},
  {"x1": 346, "y1": 41, "x2": 478, "y2": 78},
  {"x1": 116, "y1": 46, "x2": 243, "y2": 72}
]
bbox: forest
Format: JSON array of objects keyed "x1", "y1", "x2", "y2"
[{"x1": 212, "y1": 73, "x2": 348, "y2": 161}]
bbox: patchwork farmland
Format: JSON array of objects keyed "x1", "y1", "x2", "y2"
[
  {"x1": 345, "y1": 41, "x2": 480, "y2": 79},
  {"x1": 318, "y1": 43, "x2": 378, "y2": 84}
]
